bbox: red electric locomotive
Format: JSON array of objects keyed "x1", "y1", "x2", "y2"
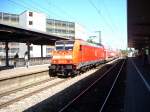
[{"x1": 49, "y1": 39, "x2": 105, "y2": 76}]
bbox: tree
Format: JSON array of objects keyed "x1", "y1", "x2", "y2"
[{"x1": 120, "y1": 49, "x2": 129, "y2": 57}]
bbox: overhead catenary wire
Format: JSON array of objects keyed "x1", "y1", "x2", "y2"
[
  {"x1": 7, "y1": 0, "x2": 37, "y2": 12},
  {"x1": 101, "y1": 0, "x2": 120, "y2": 34},
  {"x1": 88, "y1": 0, "x2": 115, "y2": 48},
  {"x1": 100, "y1": 0, "x2": 125, "y2": 48},
  {"x1": 46, "y1": 0, "x2": 92, "y2": 33},
  {"x1": 7, "y1": 0, "x2": 126, "y2": 49},
  {"x1": 88, "y1": 0, "x2": 126, "y2": 49},
  {"x1": 6, "y1": 0, "x2": 29, "y2": 12},
  {"x1": 29, "y1": 0, "x2": 63, "y2": 19},
  {"x1": 46, "y1": 0, "x2": 77, "y2": 22},
  {"x1": 7, "y1": 0, "x2": 63, "y2": 20},
  {"x1": 88, "y1": 0, "x2": 115, "y2": 34},
  {"x1": 8, "y1": 0, "x2": 90, "y2": 32}
]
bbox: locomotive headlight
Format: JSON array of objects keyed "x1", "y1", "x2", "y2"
[
  {"x1": 52, "y1": 60, "x2": 57, "y2": 63},
  {"x1": 51, "y1": 65, "x2": 56, "y2": 69},
  {"x1": 53, "y1": 55, "x2": 61, "y2": 59},
  {"x1": 64, "y1": 55, "x2": 72, "y2": 59}
]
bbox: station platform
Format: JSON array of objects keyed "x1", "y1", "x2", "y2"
[
  {"x1": 0, "y1": 64, "x2": 50, "y2": 80},
  {"x1": 125, "y1": 57, "x2": 150, "y2": 112}
]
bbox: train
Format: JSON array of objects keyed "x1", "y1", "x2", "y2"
[{"x1": 49, "y1": 39, "x2": 118, "y2": 77}]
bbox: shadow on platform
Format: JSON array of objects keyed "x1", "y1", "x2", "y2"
[{"x1": 0, "y1": 65, "x2": 14, "y2": 71}]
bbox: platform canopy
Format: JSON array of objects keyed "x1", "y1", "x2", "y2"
[
  {"x1": 128, "y1": 0, "x2": 150, "y2": 48},
  {"x1": 0, "y1": 23, "x2": 68, "y2": 45}
]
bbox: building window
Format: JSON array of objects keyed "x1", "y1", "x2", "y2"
[
  {"x1": 29, "y1": 12, "x2": 33, "y2": 17},
  {"x1": 11, "y1": 15, "x2": 17, "y2": 22},
  {"x1": 10, "y1": 48, "x2": 19, "y2": 53},
  {"x1": 62, "y1": 23, "x2": 66, "y2": 26},
  {"x1": 16, "y1": 17, "x2": 19, "y2": 22},
  {"x1": 46, "y1": 28, "x2": 54, "y2": 33},
  {"x1": 29, "y1": 21, "x2": 33, "y2": 25},
  {"x1": 0, "y1": 47, "x2": 3, "y2": 52},
  {"x1": 3, "y1": 13, "x2": 9, "y2": 21}
]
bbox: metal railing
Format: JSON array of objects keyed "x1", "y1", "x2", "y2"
[{"x1": 0, "y1": 57, "x2": 51, "y2": 67}]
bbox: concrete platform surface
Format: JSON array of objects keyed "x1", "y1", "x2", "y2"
[
  {"x1": 124, "y1": 58, "x2": 150, "y2": 112},
  {"x1": 0, "y1": 64, "x2": 50, "y2": 80}
]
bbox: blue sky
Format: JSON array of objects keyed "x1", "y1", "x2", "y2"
[{"x1": 0, "y1": 0, "x2": 127, "y2": 49}]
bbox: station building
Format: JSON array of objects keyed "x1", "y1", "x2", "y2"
[{"x1": 0, "y1": 11, "x2": 88, "y2": 58}]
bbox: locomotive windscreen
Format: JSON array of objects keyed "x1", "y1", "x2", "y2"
[{"x1": 55, "y1": 41, "x2": 74, "y2": 50}]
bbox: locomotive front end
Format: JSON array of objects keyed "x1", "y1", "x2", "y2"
[{"x1": 49, "y1": 40, "x2": 76, "y2": 76}]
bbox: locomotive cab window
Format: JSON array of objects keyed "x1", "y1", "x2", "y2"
[
  {"x1": 56, "y1": 46, "x2": 64, "y2": 50},
  {"x1": 65, "y1": 41, "x2": 74, "y2": 50},
  {"x1": 65, "y1": 44, "x2": 73, "y2": 50},
  {"x1": 55, "y1": 41, "x2": 74, "y2": 50},
  {"x1": 55, "y1": 41, "x2": 64, "y2": 50},
  {"x1": 65, "y1": 45, "x2": 73, "y2": 50}
]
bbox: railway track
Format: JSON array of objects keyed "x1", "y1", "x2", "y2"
[
  {"x1": 0, "y1": 77, "x2": 67, "y2": 108},
  {"x1": 0, "y1": 77, "x2": 56, "y2": 97},
  {"x1": 58, "y1": 59, "x2": 126, "y2": 112},
  {"x1": 0, "y1": 59, "x2": 120, "y2": 111},
  {"x1": 0, "y1": 61, "x2": 105, "y2": 110},
  {"x1": 0, "y1": 64, "x2": 100, "y2": 110}
]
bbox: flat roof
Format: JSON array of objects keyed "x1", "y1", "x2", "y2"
[{"x1": 0, "y1": 23, "x2": 68, "y2": 45}]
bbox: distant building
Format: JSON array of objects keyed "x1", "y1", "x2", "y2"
[
  {"x1": 0, "y1": 12, "x2": 19, "y2": 26},
  {"x1": 0, "y1": 11, "x2": 88, "y2": 58},
  {"x1": 0, "y1": 12, "x2": 19, "y2": 58},
  {"x1": 19, "y1": 11, "x2": 47, "y2": 57},
  {"x1": 46, "y1": 19, "x2": 75, "y2": 39},
  {"x1": 19, "y1": 11, "x2": 46, "y2": 32}
]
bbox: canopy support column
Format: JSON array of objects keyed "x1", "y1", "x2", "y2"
[
  {"x1": 5, "y1": 42, "x2": 9, "y2": 67},
  {"x1": 26, "y1": 43, "x2": 31, "y2": 60},
  {"x1": 41, "y1": 45, "x2": 43, "y2": 58}
]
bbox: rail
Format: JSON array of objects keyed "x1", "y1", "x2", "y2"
[
  {"x1": 99, "y1": 59, "x2": 125, "y2": 112},
  {"x1": 58, "y1": 59, "x2": 125, "y2": 112}
]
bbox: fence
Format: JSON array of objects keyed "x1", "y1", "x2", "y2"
[{"x1": 0, "y1": 57, "x2": 51, "y2": 67}]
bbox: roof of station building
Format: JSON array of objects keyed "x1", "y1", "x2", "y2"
[
  {"x1": 128, "y1": 0, "x2": 150, "y2": 48},
  {"x1": 0, "y1": 23, "x2": 68, "y2": 45}
]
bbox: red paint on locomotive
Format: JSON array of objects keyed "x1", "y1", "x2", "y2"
[{"x1": 49, "y1": 39, "x2": 113, "y2": 76}]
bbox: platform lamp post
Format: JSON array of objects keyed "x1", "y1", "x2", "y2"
[{"x1": 95, "y1": 31, "x2": 101, "y2": 44}]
